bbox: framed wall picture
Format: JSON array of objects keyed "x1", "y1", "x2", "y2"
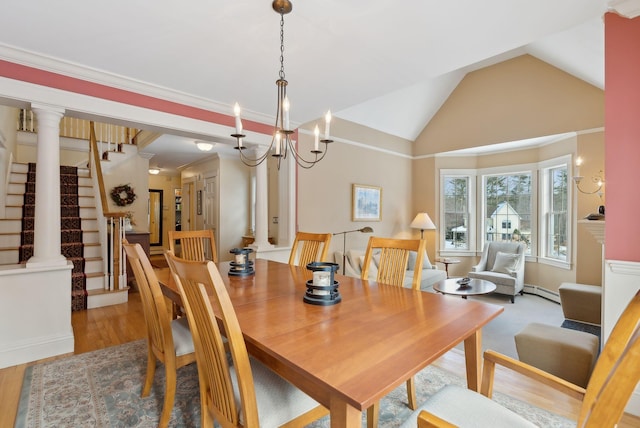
[
  {"x1": 352, "y1": 184, "x2": 382, "y2": 221},
  {"x1": 197, "y1": 190, "x2": 202, "y2": 215}
]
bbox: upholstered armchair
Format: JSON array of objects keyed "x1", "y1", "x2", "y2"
[{"x1": 468, "y1": 241, "x2": 527, "y2": 303}]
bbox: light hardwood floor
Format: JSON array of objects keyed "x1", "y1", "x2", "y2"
[{"x1": 1, "y1": 290, "x2": 638, "y2": 427}]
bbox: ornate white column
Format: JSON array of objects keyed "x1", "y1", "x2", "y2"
[
  {"x1": 26, "y1": 104, "x2": 67, "y2": 268},
  {"x1": 252, "y1": 149, "x2": 273, "y2": 249}
]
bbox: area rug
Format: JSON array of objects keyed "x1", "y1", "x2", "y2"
[
  {"x1": 454, "y1": 292, "x2": 566, "y2": 359},
  {"x1": 16, "y1": 340, "x2": 574, "y2": 427}
]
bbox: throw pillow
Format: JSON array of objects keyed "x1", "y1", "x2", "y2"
[
  {"x1": 407, "y1": 251, "x2": 433, "y2": 271},
  {"x1": 359, "y1": 255, "x2": 378, "y2": 279},
  {"x1": 491, "y1": 251, "x2": 520, "y2": 274},
  {"x1": 407, "y1": 251, "x2": 417, "y2": 271}
]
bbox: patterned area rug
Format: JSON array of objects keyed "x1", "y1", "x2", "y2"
[{"x1": 16, "y1": 340, "x2": 574, "y2": 427}]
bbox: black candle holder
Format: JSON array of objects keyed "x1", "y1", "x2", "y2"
[
  {"x1": 229, "y1": 248, "x2": 254, "y2": 277},
  {"x1": 304, "y1": 262, "x2": 341, "y2": 306}
]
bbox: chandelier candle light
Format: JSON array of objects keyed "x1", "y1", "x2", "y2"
[{"x1": 231, "y1": 0, "x2": 333, "y2": 169}]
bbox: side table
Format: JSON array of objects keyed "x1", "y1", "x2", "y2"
[{"x1": 436, "y1": 258, "x2": 461, "y2": 278}]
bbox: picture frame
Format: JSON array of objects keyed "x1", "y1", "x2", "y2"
[
  {"x1": 352, "y1": 184, "x2": 382, "y2": 221},
  {"x1": 197, "y1": 190, "x2": 202, "y2": 215}
]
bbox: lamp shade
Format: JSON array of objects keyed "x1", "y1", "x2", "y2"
[{"x1": 410, "y1": 213, "x2": 436, "y2": 230}]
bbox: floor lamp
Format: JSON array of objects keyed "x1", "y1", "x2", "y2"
[
  {"x1": 333, "y1": 227, "x2": 374, "y2": 275},
  {"x1": 410, "y1": 212, "x2": 436, "y2": 239}
]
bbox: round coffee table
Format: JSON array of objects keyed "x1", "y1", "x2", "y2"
[{"x1": 433, "y1": 278, "x2": 496, "y2": 299}]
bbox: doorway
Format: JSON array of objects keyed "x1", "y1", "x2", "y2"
[{"x1": 149, "y1": 189, "x2": 163, "y2": 246}]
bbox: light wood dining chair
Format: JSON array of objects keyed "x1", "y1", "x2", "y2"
[
  {"x1": 168, "y1": 229, "x2": 218, "y2": 263},
  {"x1": 409, "y1": 289, "x2": 640, "y2": 428},
  {"x1": 361, "y1": 236, "x2": 427, "y2": 290},
  {"x1": 361, "y1": 236, "x2": 427, "y2": 427},
  {"x1": 165, "y1": 251, "x2": 329, "y2": 427},
  {"x1": 122, "y1": 241, "x2": 196, "y2": 428},
  {"x1": 288, "y1": 231, "x2": 332, "y2": 266}
]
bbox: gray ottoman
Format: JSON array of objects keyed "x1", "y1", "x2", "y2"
[
  {"x1": 559, "y1": 282, "x2": 602, "y2": 325},
  {"x1": 515, "y1": 322, "x2": 599, "y2": 388}
]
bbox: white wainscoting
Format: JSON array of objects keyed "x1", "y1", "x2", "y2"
[{"x1": 604, "y1": 258, "x2": 640, "y2": 417}]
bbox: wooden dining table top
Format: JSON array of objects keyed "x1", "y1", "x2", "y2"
[{"x1": 155, "y1": 258, "x2": 503, "y2": 427}]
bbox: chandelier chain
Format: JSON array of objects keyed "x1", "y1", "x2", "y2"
[{"x1": 279, "y1": 13, "x2": 286, "y2": 80}]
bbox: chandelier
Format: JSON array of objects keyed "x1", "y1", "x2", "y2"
[{"x1": 231, "y1": 0, "x2": 332, "y2": 169}]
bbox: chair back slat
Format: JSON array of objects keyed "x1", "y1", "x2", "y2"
[
  {"x1": 166, "y1": 252, "x2": 260, "y2": 427},
  {"x1": 168, "y1": 229, "x2": 218, "y2": 263},
  {"x1": 579, "y1": 289, "x2": 640, "y2": 425},
  {"x1": 362, "y1": 237, "x2": 427, "y2": 290},
  {"x1": 288, "y1": 232, "x2": 332, "y2": 266},
  {"x1": 123, "y1": 240, "x2": 174, "y2": 362}
]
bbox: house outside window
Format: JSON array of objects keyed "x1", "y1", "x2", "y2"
[{"x1": 482, "y1": 171, "x2": 533, "y2": 255}]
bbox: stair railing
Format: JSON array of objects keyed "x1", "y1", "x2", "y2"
[{"x1": 88, "y1": 122, "x2": 127, "y2": 291}]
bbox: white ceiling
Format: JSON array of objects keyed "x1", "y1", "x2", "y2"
[{"x1": 0, "y1": 0, "x2": 630, "y2": 172}]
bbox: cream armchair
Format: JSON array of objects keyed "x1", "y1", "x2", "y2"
[{"x1": 468, "y1": 241, "x2": 527, "y2": 303}]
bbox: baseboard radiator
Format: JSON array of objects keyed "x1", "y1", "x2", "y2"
[{"x1": 523, "y1": 284, "x2": 561, "y2": 304}]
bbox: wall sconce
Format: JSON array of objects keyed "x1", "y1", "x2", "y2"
[{"x1": 573, "y1": 157, "x2": 604, "y2": 196}]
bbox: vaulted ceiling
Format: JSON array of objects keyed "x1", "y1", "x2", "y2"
[{"x1": 1, "y1": 0, "x2": 637, "y2": 170}]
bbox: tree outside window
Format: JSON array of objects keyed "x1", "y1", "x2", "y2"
[{"x1": 443, "y1": 176, "x2": 469, "y2": 250}]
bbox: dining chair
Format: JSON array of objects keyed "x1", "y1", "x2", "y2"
[
  {"x1": 168, "y1": 229, "x2": 218, "y2": 263},
  {"x1": 122, "y1": 240, "x2": 196, "y2": 428},
  {"x1": 165, "y1": 251, "x2": 329, "y2": 427},
  {"x1": 361, "y1": 236, "x2": 427, "y2": 427},
  {"x1": 288, "y1": 231, "x2": 332, "y2": 266},
  {"x1": 361, "y1": 236, "x2": 427, "y2": 290},
  {"x1": 405, "y1": 289, "x2": 640, "y2": 428}
]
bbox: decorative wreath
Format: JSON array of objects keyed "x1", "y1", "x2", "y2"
[{"x1": 110, "y1": 184, "x2": 137, "y2": 206}]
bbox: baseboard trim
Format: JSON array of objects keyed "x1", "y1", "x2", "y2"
[{"x1": 523, "y1": 284, "x2": 561, "y2": 304}]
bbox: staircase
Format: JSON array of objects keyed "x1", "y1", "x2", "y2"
[{"x1": 0, "y1": 162, "x2": 123, "y2": 309}]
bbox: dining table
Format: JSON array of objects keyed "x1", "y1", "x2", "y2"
[{"x1": 155, "y1": 258, "x2": 503, "y2": 428}]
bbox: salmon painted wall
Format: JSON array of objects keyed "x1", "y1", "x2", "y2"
[{"x1": 605, "y1": 13, "x2": 640, "y2": 262}]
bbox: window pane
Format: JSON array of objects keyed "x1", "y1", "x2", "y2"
[
  {"x1": 443, "y1": 177, "x2": 469, "y2": 250},
  {"x1": 546, "y1": 166, "x2": 568, "y2": 260},
  {"x1": 483, "y1": 173, "x2": 531, "y2": 253}
]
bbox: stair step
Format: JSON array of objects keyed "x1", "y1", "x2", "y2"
[
  {"x1": 80, "y1": 207, "x2": 96, "y2": 218},
  {"x1": 11, "y1": 163, "x2": 29, "y2": 174},
  {"x1": 0, "y1": 219, "x2": 21, "y2": 233},
  {"x1": 0, "y1": 248, "x2": 19, "y2": 264},
  {"x1": 84, "y1": 243, "x2": 101, "y2": 258},
  {"x1": 5, "y1": 206, "x2": 22, "y2": 218},
  {"x1": 7, "y1": 183, "x2": 25, "y2": 194},
  {"x1": 6, "y1": 194, "x2": 24, "y2": 205},
  {"x1": 84, "y1": 257, "x2": 103, "y2": 273},
  {"x1": 87, "y1": 287, "x2": 129, "y2": 309},
  {"x1": 0, "y1": 233, "x2": 20, "y2": 247}
]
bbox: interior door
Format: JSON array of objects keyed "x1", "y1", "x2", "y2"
[{"x1": 148, "y1": 189, "x2": 163, "y2": 246}]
